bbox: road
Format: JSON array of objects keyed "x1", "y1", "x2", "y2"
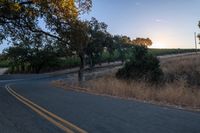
[{"x1": 0, "y1": 70, "x2": 200, "y2": 133}]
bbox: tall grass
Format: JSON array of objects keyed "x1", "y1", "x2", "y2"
[
  {"x1": 161, "y1": 54, "x2": 200, "y2": 85},
  {"x1": 84, "y1": 75, "x2": 200, "y2": 108},
  {"x1": 54, "y1": 54, "x2": 200, "y2": 109}
]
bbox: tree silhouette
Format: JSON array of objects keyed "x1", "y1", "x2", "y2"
[
  {"x1": 69, "y1": 20, "x2": 90, "y2": 81},
  {"x1": 198, "y1": 21, "x2": 200, "y2": 42},
  {"x1": 86, "y1": 17, "x2": 108, "y2": 68}
]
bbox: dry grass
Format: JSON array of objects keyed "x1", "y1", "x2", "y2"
[
  {"x1": 161, "y1": 54, "x2": 200, "y2": 84},
  {"x1": 53, "y1": 54, "x2": 200, "y2": 110},
  {"x1": 84, "y1": 75, "x2": 200, "y2": 108}
]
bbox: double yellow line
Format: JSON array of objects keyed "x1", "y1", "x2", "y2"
[{"x1": 6, "y1": 84, "x2": 87, "y2": 133}]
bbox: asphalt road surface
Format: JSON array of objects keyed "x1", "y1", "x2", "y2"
[{"x1": 0, "y1": 71, "x2": 200, "y2": 133}]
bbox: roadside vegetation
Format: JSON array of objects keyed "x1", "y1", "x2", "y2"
[
  {"x1": 1, "y1": 48, "x2": 198, "y2": 72},
  {"x1": 53, "y1": 54, "x2": 200, "y2": 110},
  {"x1": 116, "y1": 45, "x2": 163, "y2": 83},
  {"x1": 149, "y1": 48, "x2": 200, "y2": 56},
  {"x1": 0, "y1": 55, "x2": 9, "y2": 68}
]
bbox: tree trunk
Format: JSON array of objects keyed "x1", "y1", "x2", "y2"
[
  {"x1": 89, "y1": 54, "x2": 94, "y2": 69},
  {"x1": 21, "y1": 63, "x2": 25, "y2": 73},
  {"x1": 78, "y1": 53, "x2": 85, "y2": 82}
]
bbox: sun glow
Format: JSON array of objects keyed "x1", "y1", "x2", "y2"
[{"x1": 151, "y1": 42, "x2": 166, "y2": 49}]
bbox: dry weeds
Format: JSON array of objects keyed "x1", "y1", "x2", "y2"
[
  {"x1": 161, "y1": 54, "x2": 200, "y2": 84},
  {"x1": 84, "y1": 75, "x2": 200, "y2": 108},
  {"x1": 53, "y1": 54, "x2": 200, "y2": 110}
]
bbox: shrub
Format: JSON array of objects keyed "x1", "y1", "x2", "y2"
[
  {"x1": 116, "y1": 45, "x2": 163, "y2": 83},
  {"x1": 0, "y1": 60, "x2": 9, "y2": 68}
]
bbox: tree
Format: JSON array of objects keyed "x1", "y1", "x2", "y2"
[
  {"x1": 198, "y1": 21, "x2": 200, "y2": 42},
  {"x1": 116, "y1": 45, "x2": 163, "y2": 83},
  {"x1": 132, "y1": 38, "x2": 152, "y2": 47},
  {"x1": 5, "y1": 44, "x2": 29, "y2": 73},
  {"x1": 0, "y1": 0, "x2": 92, "y2": 43},
  {"x1": 1, "y1": 0, "x2": 92, "y2": 80},
  {"x1": 85, "y1": 17, "x2": 108, "y2": 68},
  {"x1": 105, "y1": 33, "x2": 115, "y2": 58},
  {"x1": 69, "y1": 20, "x2": 90, "y2": 81},
  {"x1": 112, "y1": 35, "x2": 133, "y2": 63},
  {"x1": 4, "y1": 32, "x2": 58, "y2": 73}
]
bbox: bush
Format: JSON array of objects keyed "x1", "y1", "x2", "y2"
[
  {"x1": 116, "y1": 45, "x2": 163, "y2": 83},
  {"x1": 0, "y1": 60, "x2": 9, "y2": 68}
]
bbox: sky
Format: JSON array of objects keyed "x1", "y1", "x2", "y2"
[
  {"x1": 81, "y1": 0, "x2": 200, "y2": 48},
  {"x1": 0, "y1": 0, "x2": 200, "y2": 52}
]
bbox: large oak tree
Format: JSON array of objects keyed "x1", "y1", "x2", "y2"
[{"x1": 0, "y1": 0, "x2": 92, "y2": 80}]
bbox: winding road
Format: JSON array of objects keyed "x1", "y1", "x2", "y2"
[{"x1": 0, "y1": 69, "x2": 200, "y2": 133}]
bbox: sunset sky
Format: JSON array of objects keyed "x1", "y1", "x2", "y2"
[
  {"x1": 81, "y1": 0, "x2": 200, "y2": 48},
  {"x1": 0, "y1": 0, "x2": 200, "y2": 52}
]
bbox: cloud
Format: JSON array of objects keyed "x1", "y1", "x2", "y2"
[
  {"x1": 155, "y1": 19, "x2": 168, "y2": 23},
  {"x1": 155, "y1": 19, "x2": 162, "y2": 22},
  {"x1": 135, "y1": 2, "x2": 141, "y2": 6}
]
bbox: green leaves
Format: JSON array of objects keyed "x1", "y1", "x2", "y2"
[
  {"x1": 116, "y1": 45, "x2": 163, "y2": 83},
  {"x1": 0, "y1": 0, "x2": 92, "y2": 42}
]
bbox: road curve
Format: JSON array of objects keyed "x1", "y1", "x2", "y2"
[{"x1": 0, "y1": 72, "x2": 200, "y2": 133}]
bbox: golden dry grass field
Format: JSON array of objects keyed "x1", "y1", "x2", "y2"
[{"x1": 53, "y1": 54, "x2": 200, "y2": 110}]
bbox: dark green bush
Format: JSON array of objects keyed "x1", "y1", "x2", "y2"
[
  {"x1": 0, "y1": 60, "x2": 9, "y2": 68},
  {"x1": 116, "y1": 45, "x2": 163, "y2": 83}
]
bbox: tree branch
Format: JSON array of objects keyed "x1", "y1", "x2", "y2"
[{"x1": 19, "y1": 1, "x2": 34, "y2": 5}]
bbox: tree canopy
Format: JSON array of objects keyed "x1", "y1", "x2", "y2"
[
  {"x1": 0, "y1": 0, "x2": 92, "y2": 80},
  {"x1": 1, "y1": 1, "x2": 155, "y2": 81},
  {"x1": 0, "y1": 0, "x2": 92, "y2": 43},
  {"x1": 132, "y1": 38, "x2": 152, "y2": 47},
  {"x1": 198, "y1": 21, "x2": 200, "y2": 42}
]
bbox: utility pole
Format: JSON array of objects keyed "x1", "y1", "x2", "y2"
[{"x1": 194, "y1": 32, "x2": 197, "y2": 53}]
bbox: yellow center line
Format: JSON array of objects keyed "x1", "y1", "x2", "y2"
[
  {"x1": 6, "y1": 88, "x2": 74, "y2": 133},
  {"x1": 6, "y1": 84, "x2": 88, "y2": 133}
]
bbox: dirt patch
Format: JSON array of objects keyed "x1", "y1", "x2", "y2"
[{"x1": 0, "y1": 68, "x2": 8, "y2": 75}]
